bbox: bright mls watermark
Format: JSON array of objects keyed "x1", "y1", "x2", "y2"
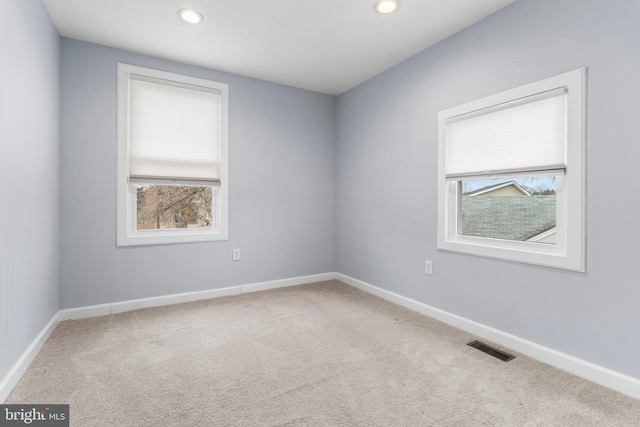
[{"x1": 0, "y1": 405, "x2": 68, "y2": 426}]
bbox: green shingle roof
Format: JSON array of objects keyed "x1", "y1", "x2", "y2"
[{"x1": 460, "y1": 196, "x2": 556, "y2": 241}]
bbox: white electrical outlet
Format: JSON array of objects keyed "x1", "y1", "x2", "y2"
[
  {"x1": 425, "y1": 260, "x2": 433, "y2": 276},
  {"x1": 232, "y1": 249, "x2": 241, "y2": 261}
]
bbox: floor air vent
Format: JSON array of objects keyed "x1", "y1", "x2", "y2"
[{"x1": 467, "y1": 340, "x2": 515, "y2": 362}]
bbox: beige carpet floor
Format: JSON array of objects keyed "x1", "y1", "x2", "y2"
[{"x1": 7, "y1": 280, "x2": 640, "y2": 426}]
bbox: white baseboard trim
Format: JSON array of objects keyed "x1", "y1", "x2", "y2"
[
  {"x1": 337, "y1": 273, "x2": 640, "y2": 400},
  {"x1": 238, "y1": 272, "x2": 337, "y2": 293},
  {"x1": 111, "y1": 272, "x2": 337, "y2": 314},
  {"x1": 0, "y1": 272, "x2": 336, "y2": 402},
  {"x1": 0, "y1": 315, "x2": 59, "y2": 403},
  {"x1": 57, "y1": 303, "x2": 111, "y2": 321},
  {"x1": 51, "y1": 273, "x2": 337, "y2": 319}
]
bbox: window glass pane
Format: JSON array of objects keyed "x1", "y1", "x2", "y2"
[
  {"x1": 136, "y1": 185, "x2": 213, "y2": 230},
  {"x1": 459, "y1": 177, "x2": 556, "y2": 244}
]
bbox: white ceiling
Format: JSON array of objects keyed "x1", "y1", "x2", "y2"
[{"x1": 43, "y1": 0, "x2": 514, "y2": 95}]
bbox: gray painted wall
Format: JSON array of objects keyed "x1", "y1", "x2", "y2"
[
  {"x1": 0, "y1": 0, "x2": 60, "y2": 381},
  {"x1": 336, "y1": 0, "x2": 640, "y2": 379},
  {"x1": 60, "y1": 39, "x2": 335, "y2": 308}
]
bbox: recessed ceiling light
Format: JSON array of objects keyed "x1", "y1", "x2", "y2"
[
  {"x1": 374, "y1": 0, "x2": 400, "y2": 14},
  {"x1": 178, "y1": 8, "x2": 204, "y2": 24}
]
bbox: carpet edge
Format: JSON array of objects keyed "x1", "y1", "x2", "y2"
[
  {"x1": 0, "y1": 315, "x2": 59, "y2": 403},
  {"x1": 0, "y1": 272, "x2": 337, "y2": 402},
  {"x1": 336, "y1": 272, "x2": 640, "y2": 400}
]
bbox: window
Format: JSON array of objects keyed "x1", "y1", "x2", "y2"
[
  {"x1": 117, "y1": 63, "x2": 229, "y2": 246},
  {"x1": 437, "y1": 68, "x2": 585, "y2": 271}
]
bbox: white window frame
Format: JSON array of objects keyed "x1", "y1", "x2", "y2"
[
  {"x1": 117, "y1": 63, "x2": 229, "y2": 246},
  {"x1": 437, "y1": 68, "x2": 586, "y2": 272}
]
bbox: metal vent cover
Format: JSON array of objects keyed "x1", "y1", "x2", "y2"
[{"x1": 467, "y1": 340, "x2": 515, "y2": 362}]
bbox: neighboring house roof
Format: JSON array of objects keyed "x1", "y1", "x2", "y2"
[
  {"x1": 466, "y1": 181, "x2": 531, "y2": 197},
  {"x1": 461, "y1": 196, "x2": 556, "y2": 241}
]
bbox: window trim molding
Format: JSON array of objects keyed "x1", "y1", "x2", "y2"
[
  {"x1": 116, "y1": 63, "x2": 229, "y2": 247},
  {"x1": 437, "y1": 68, "x2": 586, "y2": 272}
]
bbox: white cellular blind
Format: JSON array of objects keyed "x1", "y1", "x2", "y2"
[
  {"x1": 445, "y1": 90, "x2": 567, "y2": 180},
  {"x1": 128, "y1": 78, "x2": 222, "y2": 182}
]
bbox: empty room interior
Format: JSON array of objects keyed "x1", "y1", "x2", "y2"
[{"x1": 2, "y1": 0, "x2": 640, "y2": 424}]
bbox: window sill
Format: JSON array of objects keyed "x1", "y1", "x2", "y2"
[
  {"x1": 117, "y1": 229, "x2": 228, "y2": 247},
  {"x1": 437, "y1": 236, "x2": 584, "y2": 272}
]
